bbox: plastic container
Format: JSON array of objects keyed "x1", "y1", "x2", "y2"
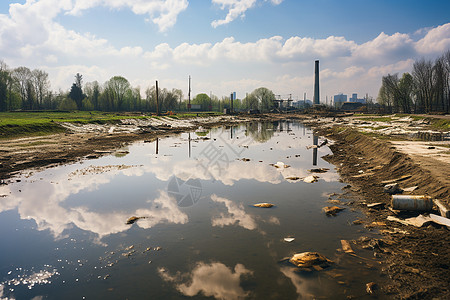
[{"x1": 391, "y1": 195, "x2": 433, "y2": 211}]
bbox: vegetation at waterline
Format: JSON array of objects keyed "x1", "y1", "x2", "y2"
[{"x1": 0, "y1": 111, "x2": 222, "y2": 138}]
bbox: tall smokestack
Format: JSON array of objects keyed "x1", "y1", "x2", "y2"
[{"x1": 314, "y1": 60, "x2": 320, "y2": 105}]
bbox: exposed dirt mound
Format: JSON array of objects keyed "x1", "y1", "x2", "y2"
[{"x1": 318, "y1": 126, "x2": 450, "y2": 299}]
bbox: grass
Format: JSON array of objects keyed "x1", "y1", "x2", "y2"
[
  {"x1": 0, "y1": 111, "x2": 149, "y2": 138},
  {"x1": 0, "y1": 111, "x2": 224, "y2": 138}
]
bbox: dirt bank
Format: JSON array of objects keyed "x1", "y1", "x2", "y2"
[{"x1": 311, "y1": 121, "x2": 449, "y2": 299}]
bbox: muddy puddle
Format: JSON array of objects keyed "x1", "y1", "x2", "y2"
[{"x1": 0, "y1": 120, "x2": 389, "y2": 299}]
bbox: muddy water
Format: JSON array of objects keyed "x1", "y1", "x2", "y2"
[{"x1": 0, "y1": 121, "x2": 387, "y2": 299}]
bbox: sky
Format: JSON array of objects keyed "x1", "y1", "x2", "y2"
[{"x1": 1, "y1": 0, "x2": 450, "y2": 102}]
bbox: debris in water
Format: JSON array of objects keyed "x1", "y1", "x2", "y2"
[
  {"x1": 303, "y1": 175, "x2": 319, "y2": 183},
  {"x1": 126, "y1": 216, "x2": 145, "y2": 225},
  {"x1": 272, "y1": 161, "x2": 290, "y2": 168},
  {"x1": 253, "y1": 203, "x2": 274, "y2": 208},
  {"x1": 284, "y1": 237, "x2": 295, "y2": 243},
  {"x1": 289, "y1": 252, "x2": 334, "y2": 270},
  {"x1": 285, "y1": 176, "x2": 300, "y2": 181},
  {"x1": 340, "y1": 240, "x2": 354, "y2": 253},
  {"x1": 322, "y1": 206, "x2": 345, "y2": 215},
  {"x1": 366, "y1": 282, "x2": 378, "y2": 294},
  {"x1": 308, "y1": 168, "x2": 329, "y2": 173}
]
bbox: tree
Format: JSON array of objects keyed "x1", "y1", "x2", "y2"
[
  {"x1": 13, "y1": 66, "x2": 33, "y2": 109},
  {"x1": 251, "y1": 87, "x2": 275, "y2": 112},
  {"x1": 412, "y1": 59, "x2": 434, "y2": 113},
  {"x1": 32, "y1": 69, "x2": 50, "y2": 109},
  {"x1": 0, "y1": 61, "x2": 9, "y2": 111},
  {"x1": 69, "y1": 73, "x2": 84, "y2": 110},
  {"x1": 107, "y1": 76, "x2": 130, "y2": 111},
  {"x1": 193, "y1": 93, "x2": 211, "y2": 110}
]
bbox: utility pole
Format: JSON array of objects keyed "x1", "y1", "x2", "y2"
[
  {"x1": 230, "y1": 93, "x2": 234, "y2": 113},
  {"x1": 188, "y1": 75, "x2": 191, "y2": 112},
  {"x1": 156, "y1": 80, "x2": 160, "y2": 116}
]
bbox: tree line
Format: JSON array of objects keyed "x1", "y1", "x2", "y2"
[
  {"x1": 377, "y1": 50, "x2": 450, "y2": 113},
  {"x1": 0, "y1": 60, "x2": 276, "y2": 113}
]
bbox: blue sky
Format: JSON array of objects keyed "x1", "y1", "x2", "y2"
[{"x1": 1, "y1": 0, "x2": 449, "y2": 101}]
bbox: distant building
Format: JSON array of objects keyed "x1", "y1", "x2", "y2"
[
  {"x1": 292, "y1": 100, "x2": 312, "y2": 109},
  {"x1": 333, "y1": 94, "x2": 347, "y2": 108},
  {"x1": 349, "y1": 93, "x2": 366, "y2": 104}
]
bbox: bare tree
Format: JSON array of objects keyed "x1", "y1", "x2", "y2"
[
  {"x1": 13, "y1": 66, "x2": 33, "y2": 109},
  {"x1": 412, "y1": 59, "x2": 434, "y2": 113},
  {"x1": 32, "y1": 69, "x2": 50, "y2": 109}
]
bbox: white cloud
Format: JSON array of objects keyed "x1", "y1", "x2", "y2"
[
  {"x1": 68, "y1": 0, "x2": 188, "y2": 32},
  {"x1": 415, "y1": 23, "x2": 450, "y2": 54},
  {"x1": 211, "y1": 194, "x2": 257, "y2": 230},
  {"x1": 211, "y1": 0, "x2": 257, "y2": 28},
  {"x1": 159, "y1": 262, "x2": 253, "y2": 299}
]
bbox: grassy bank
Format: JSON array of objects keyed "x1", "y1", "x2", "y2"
[{"x1": 0, "y1": 111, "x2": 224, "y2": 138}]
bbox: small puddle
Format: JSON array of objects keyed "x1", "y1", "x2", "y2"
[{"x1": 0, "y1": 120, "x2": 388, "y2": 299}]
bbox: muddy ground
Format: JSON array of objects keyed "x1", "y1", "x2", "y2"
[{"x1": 0, "y1": 113, "x2": 449, "y2": 299}]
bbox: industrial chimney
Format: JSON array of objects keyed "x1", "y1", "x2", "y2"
[{"x1": 314, "y1": 60, "x2": 320, "y2": 105}]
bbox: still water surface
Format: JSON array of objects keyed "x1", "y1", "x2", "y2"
[{"x1": 0, "y1": 121, "x2": 385, "y2": 299}]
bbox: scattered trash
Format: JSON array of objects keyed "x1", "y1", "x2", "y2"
[
  {"x1": 303, "y1": 175, "x2": 319, "y2": 183},
  {"x1": 352, "y1": 219, "x2": 364, "y2": 225},
  {"x1": 380, "y1": 175, "x2": 412, "y2": 184},
  {"x1": 387, "y1": 215, "x2": 432, "y2": 227},
  {"x1": 253, "y1": 203, "x2": 274, "y2": 208},
  {"x1": 240, "y1": 158, "x2": 250, "y2": 162},
  {"x1": 126, "y1": 216, "x2": 145, "y2": 225},
  {"x1": 366, "y1": 282, "x2": 378, "y2": 294},
  {"x1": 403, "y1": 186, "x2": 418, "y2": 193},
  {"x1": 273, "y1": 161, "x2": 290, "y2": 168},
  {"x1": 383, "y1": 183, "x2": 403, "y2": 195},
  {"x1": 340, "y1": 240, "x2": 354, "y2": 253},
  {"x1": 322, "y1": 206, "x2": 345, "y2": 215},
  {"x1": 284, "y1": 237, "x2": 295, "y2": 243},
  {"x1": 285, "y1": 176, "x2": 301, "y2": 181},
  {"x1": 433, "y1": 199, "x2": 450, "y2": 218},
  {"x1": 308, "y1": 168, "x2": 329, "y2": 173},
  {"x1": 391, "y1": 195, "x2": 433, "y2": 211},
  {"x1": 367, "y1": 202, "x2": 384, "y2": 209},
  {"x1": 288, "y1": 252, "x2": 334, "y2": 270},
  {"x1": 430, "y1": 214, "x2": 450, "y2": 228},
  {"x1": 327, "y1": 199, "x2": 343, "y2": 204}
]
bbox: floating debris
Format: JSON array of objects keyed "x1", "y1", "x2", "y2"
[
  {"x1": 303, "y1": 175, "x2": 319, "y2": 183},
  {"x1": 284, "y1": 237, "x2": 295, "y2": 243},
  {"x1": 340, "y1": 240, "x2": 354, "y2": 254},
  {"x1": 285, "y1": 176, "x2": 301, "y2": 181},
  {"x1": 126, "y1": 216, "x2": 145, "y2": 225},
  {"x1": 322, "y1": 206, "x2": 345, "y2": 215},
  {"x1": 366, "y1": 282, "x2": 378, "y2": 294},
  {"x1": 289, "y1": 252, "x2": 334, "y2": 270},
  {"x1": 272, "y1": 161, "x2": 290, "y2": 168},
  {"x1": 308, "y1": 168, "x2": 329, "y2": 173},
  {"x1": 253, "y1": 203, "x2": 274, "y2": 208}
]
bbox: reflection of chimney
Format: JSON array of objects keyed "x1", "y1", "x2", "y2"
[{"x1": 314, "y1": 60, "x2": 320, "y2": 105}]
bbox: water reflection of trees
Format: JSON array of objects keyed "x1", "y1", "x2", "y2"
[{"x1": 245, "y1": 122, "x2": 275, "y2": 143}]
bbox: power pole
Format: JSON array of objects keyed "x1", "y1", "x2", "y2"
[
  {"x1": 156, "y1": 80, "x2": 160, "y2": 116},
  {"x1": 188, "y1": 75, "x2": 191, "y2": 112}
]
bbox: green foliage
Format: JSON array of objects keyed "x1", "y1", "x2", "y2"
[{"x1": 58, "y1": 98, "x2": 78, "y2": 111}]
